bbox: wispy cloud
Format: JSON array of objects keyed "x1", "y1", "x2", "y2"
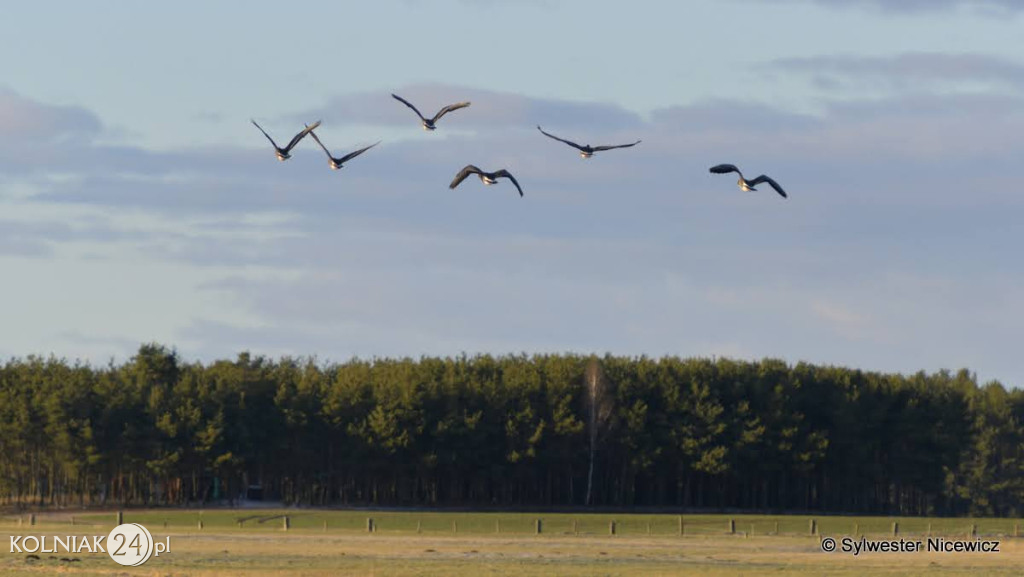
[
  {"x1": 772, "y1": 52, "x2": 1024, "y2": 93},
  {"x1": 811, "y1": 301, "x2": 872, "y2": 339},
  {"x1": 0, "y1": 88, "x2": 101, "y2": 144},
  {"x1": 297, "y1": 83, "x2": 644, "y2": 132},
  {"x1": 758, "y1": 0, "x2": 1024, "y2": 15}
]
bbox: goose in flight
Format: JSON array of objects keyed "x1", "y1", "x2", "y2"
[
  {"x1": 709, "y1": 164, "x2": 788, "y2": 198},
  {"x1": 307, "y1": 127, "x2": 380, "y2": 170},
  {"x1": 537, "y1": 126, "x2": 641, "y2": 159},
  {"x1": 449, "y1": 165, "x2": 523, "y2": 197},
  {"x1": 392, "y1": 93, "x2": 470, "y2": 130},
  {"x1": 252, "y1": 119, "x2": 321, "y2": 161}
]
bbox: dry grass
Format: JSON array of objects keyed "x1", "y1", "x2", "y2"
[{"x1": 1, "y1": 511, "x2": 1022, "y2": 576}]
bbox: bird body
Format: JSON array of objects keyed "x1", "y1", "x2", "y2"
[
  {"x1": 536, "y1": 126, "x2": 640, "y2": 159},
  {"x1": 709, "y1": 164, "x2": 788, "y2": 198},
  {"x1": 449, "y1": 165, "x2": 523, "y2": 196},
  {"x1": 252, "y1": 119, "x2": 321, "y2": 161},
  {"x1": 307, "y1": 127, "x2": 380, "y2": 170},
  {"x1": 392, "y1": 93, "x2": 470, "y2": 130}
]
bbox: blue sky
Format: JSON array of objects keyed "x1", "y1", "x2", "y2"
[{"x1": 1, "y1": 0, "x2": 1022, "y2": 386}]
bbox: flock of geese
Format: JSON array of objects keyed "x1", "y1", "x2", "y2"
[{"x1": 251, "y1": 93, "x2": 789, "y2": 199}]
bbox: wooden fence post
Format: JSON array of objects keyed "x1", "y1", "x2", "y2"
[
  {"x1": 809, "y1": 519, "x2": 817, "y2": 536},
  {"x1": 729, "y1": 519, "x2": 736, "y2": 534},
  {"x1": 535, "y1": 519, "x2": 542, "y2": 535},
  {"x1": 609, "y1": 520, "x2": 616, "y2": 536},
  {"x1": 892, "y1": 521, "x2": 899, "y2": 537},
  {"x1": 282, "y1": 516, "x2": 289, "y2": 531}
]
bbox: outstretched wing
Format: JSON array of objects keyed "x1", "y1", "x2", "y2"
[
  {"x1": 283, "y1": 120, "x2": 321, "y2": 153},
  {"x1": 749, "y1": 175, "x2": 788, "y2": 198},
  {"x1": 431, "y1": 101, "x2": 471, "y2": 123},
  {"x1": 450, "y1": 165, "x2": 483, "y2": 189},
  {"x1": 592, "y1": 140, "x2": 641, "y2": 152},
  {"x1": 709, "y1": 164, "x2": 742, "y2": 178},
  {"x1": 306, "y1": 126, "x2": 333, "y2": 158},
  {"x1": 493, "y1": 169, "x2": 523, "y2": 197},
  {"x1": 392, "y1": 93, "x2": 427, "y2": 122},
  {"x1": 337, "y1": 141, "x2": 381, "y2": 165},
  {"x1": 536, "y1": 126, "x2": 584, "y2": 151},
  {"x1": 251, "y1": 119, "x2": 279, "y2": 149}
]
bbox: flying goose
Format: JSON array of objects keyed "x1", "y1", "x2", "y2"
[
  {"x1": 449, "y1": 165, "x2": 523, "y2": 197},
  {"x1": 307, "y1": 127, "x2": 380, "y2": 170},
  {"x1": 709, "y1": 164, "x2": 788, "y2": 198},
  {"x1": 392, "y1": 93, "x2": 470, "y2": 130},
  {"x1": 537, "y1": 126, "x2": 641, "y2": 159},
  {"x1": 252, "y1": 119, "x2": 321, "y2": 161}
]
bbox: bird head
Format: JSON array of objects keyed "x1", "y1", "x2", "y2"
[
  {"x1": 580, "y1": 151, "x2": 593, "y2": 159},
  {"x1": 276, "y1": 151, "x2": 290, "y2": 161}
]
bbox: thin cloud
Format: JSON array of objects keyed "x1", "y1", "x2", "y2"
[
  {"x1": 772, "y1": 52, "x2": 1024, "y2": 92},
  {"x1": 297, "y1": 83, "x2": 644, "y2": 132},
  {"x1": 811, "y1": 301, "x2": 873, "y2": 340},
  {"x1": 0, "y1": 88, "x2": 101, "y2": 145},
  {"x1": 759, "y1": 0, "x2": 1024, "y2": 14}
]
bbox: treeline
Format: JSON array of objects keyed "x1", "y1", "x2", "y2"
[{"x1": 0, "y1": 344, "x2": 1021, "y2": 516}]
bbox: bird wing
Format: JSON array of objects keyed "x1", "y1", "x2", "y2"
[
  {"x1": 337, "y1": 141, "x2": 381, "y2": 165},
  {"x1": 251, "y1": 120, "x2": 279, "y2": 149},
  {"x1": 307, "y1": 126, "x2": 333, "y2": 158},
  {"x1": 392, "y1": 93, "x2": 427, "y2": 122},
  {"x1": 592, "y1": 140, "x2": 642, "y2": 152},
  {"x1": 749, "y1": 175, "x2": 788, "y2": 198},
  {"x1": 709, "y1": 164, "x2": 742, "y2": 178},
  {"x1": 283, "y1": 120, "x2": 321, "y2": 153},
  {"x1": 450, "y1": 165, "x2": 483, "y2": 189},
  {"x1": 536, "y1": 126, "x2": 584, "y2": 150},
  {"x1": 493, "y1": 169, "x2": 523, "y2": 197},
  {"x1": 431, "y1": 101, "x2": 471, "y2": 123}
]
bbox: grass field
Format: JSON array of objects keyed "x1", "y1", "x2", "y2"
[{"x1": 1, "y1": 509, "x2": 1022, "y2": 576}]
